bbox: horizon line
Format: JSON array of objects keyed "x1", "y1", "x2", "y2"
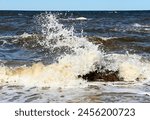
[{"x1": 0, "y1": 9, "x2": 150, "y2": 12}]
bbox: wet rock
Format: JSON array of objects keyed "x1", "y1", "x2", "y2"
[{"x1": 79, "y1": 70, "x2": 120, "y2": 82}]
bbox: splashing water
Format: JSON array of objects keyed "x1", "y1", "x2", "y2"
[
  {"x1": 0, "y1": 13, "x2": 150, "y2": 102},
  {"x1": 103, "y1": 54, "x2": 150, "y2": 82},
  {"x1": 0, "y1": 13, "x2": 150, "y2": 88},
  {"x1": 0, "y1": 13, "x2": 103, "y2": 88}
]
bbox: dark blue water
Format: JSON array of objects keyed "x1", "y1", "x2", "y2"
[{"x1": 0, "y1": 11, "x2": 150, "y2": 63}]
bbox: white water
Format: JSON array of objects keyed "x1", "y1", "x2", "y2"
[
  {"x1": 0, "y1": 13, "x2": 150, "y2": 88},
  {"x1": 0, "y1": 13, "x2": 103, "y2": 88},
  {"x1": 0, "y1": 13, "x2": 150, "y2": 102},
  {"x1": 103, "y1": 54, "x2": 150, "y2": 82},
  {"x1": 133, "y1": 23, "x2": 150, "y2": 28},
  {"x1": 76, "y1": 17, "x2": 87, "y2": 20}
]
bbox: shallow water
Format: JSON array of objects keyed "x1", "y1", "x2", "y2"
[{"x1": 0, "y1": 81, "x2": 150, "y2": 103}]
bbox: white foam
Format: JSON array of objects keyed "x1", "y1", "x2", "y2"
[
  {"x1": 133, "y1": 23, "x2": 142, "y2": 27},
  {"x1": 98, "y1": 36, "x2": 118, "y2": 41},
  {"x1": 20, "y1": 32, "x2": 32, "y2": 38},
  {"x1": 76, "y1": 17, "x2": 87, "y2": 20},
  {"x1": 133, "y1": 23, "x2": 150, "y2": 28},
  {"x1": 103, "y1": 54, "x2": 150, "y2": 82},
  {"x1": 119, "y1": 62, "x2": 141, "y2": 81}
]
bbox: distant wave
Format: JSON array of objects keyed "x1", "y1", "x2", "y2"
[
  {"x1": 0, "y1": 32, "x2": 33, "y2": 39},
  {"x1": 61, "y1": 17, "x2": 88, "y2": 21},
  {"x1": 75, "y1": 17, "x2": 87, "y2": 20},
  {"x1": 88, "y1": 36, "x2": 141, "y2": 42},
  {"x1": 88, "y1": 36, "x2": 150, "y2": 53},
  {"x1": 133, "y1": 23, "x2": 150, "y2": 28}
]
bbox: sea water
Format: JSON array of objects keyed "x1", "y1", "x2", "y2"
[{"x1": 0, "y1": 11, "x2": 150, "y2": 102}]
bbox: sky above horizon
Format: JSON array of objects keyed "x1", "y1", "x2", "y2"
[{"x1": 0, "y1": 0, "x2": 150, "y2": 11}]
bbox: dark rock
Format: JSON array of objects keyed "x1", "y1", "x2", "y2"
[{"x1": 79, "y1": 70, "x2": 120, "y2": 82}]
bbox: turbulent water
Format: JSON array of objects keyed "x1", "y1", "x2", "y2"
[{"x1": 0, "y1": 11, "x2": 150, "y2": 102}]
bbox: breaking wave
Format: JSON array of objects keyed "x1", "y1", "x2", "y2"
[
  {"x1": 133, "y1": 23, "x2": 150, "y2": 28},
  {"x1": 0, "y1": 13, "x2": 102, "y2": 87},
  {"x1": 0, "y1": 13, "x2": 150, "y2": 88}
]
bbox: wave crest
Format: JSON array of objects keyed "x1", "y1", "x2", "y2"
[{"x1": 0, "y1": 13, "x2": 150, "y2": 88}]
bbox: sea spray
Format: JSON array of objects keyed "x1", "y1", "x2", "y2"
[
  {"x1": 103, "y1": 54, "x2": 150, "y2": 82},
  {"x1": 0, "y1": 13, "x2": 150, "y2": 88},
  {"x1": 0, "y1": 13, "x2": 103, "y2": 87},
  {"x1": 0, "y1": 11, "x2": 150, "y2": 103}
]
